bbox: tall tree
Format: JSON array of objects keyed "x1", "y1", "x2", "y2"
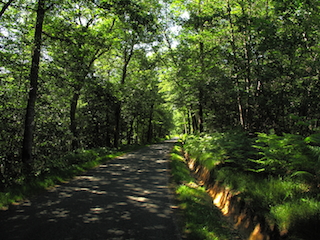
[
  {"x1": 164, "y1": 0, "x2": 320, "y2": 134},
  {"x1": 21, "y1": 0, "x2": 46, "y2": 177},
  {"x1": 113, "y1": 34, "x2": 135, "y2": 148},
  {"x1": 44, "y1": 1, "x2": 115, "y2": 149}
]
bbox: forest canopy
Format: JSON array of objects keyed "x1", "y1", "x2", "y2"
[{"x1": 1, "y1": 0, "x2": 320, "y2": 186}]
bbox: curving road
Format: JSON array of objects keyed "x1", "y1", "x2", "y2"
[{"x1": 0, "y1": 140, "x2": 181, "y2": 240}]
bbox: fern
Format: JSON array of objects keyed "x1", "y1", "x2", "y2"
[
  {"x1": 290, "y1": 171, "x2": 314, "y2": 181},
  {"x1": 308, "y1": 145, "x2": 320, "y2": 162},
  {"x1": 305, "y1": 133, "x2": 320, "y2": 144}
]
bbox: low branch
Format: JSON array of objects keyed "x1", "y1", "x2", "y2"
[
  {"x1": 0, "y1": 0, "x2": 15, "y2": 19},
  {"x1": 42, "y1": 31, "x2": 74, "y2": 44}
]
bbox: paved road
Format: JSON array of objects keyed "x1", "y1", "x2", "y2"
[{"x1": 0, "y1": 140, "x2": 181, "y2": 240}]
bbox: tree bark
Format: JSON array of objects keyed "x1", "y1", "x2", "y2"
[
  {"x1": 113, "y1": 43, "x2": 134, "y2": 148},
  {"x1": 188, "y1": 109, "x2": 192, "y2": 134},
  {"x1": 227, "y1": 1, "x2": 245, "y2": 129},
  {"x1": 105, "y1": 109, "x2": 112, "y2": 147},
  {"x1": 192, "y1": 113, "x2": 198, "y2": 133},
  {"x1": 147, "y1": 104, "x2": 154, "y2": 143},
  {"x1": 21, "y1": 0, "x2": 45, "y2": 177},
  {"x1": 198, "y1": 89, "x2": 204, "y2": 133},
  {"x1": 127, "y1": 117, "x2": 135, "y2": 145},
  {"x1": 113, "y1": 102, "x2": 121, "y2": 148},
  {"x1": 70, "y1": 88, "x2": 81, "y2": 150}
]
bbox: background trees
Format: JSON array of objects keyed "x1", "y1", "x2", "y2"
[
  {"x1": 164, "y1": 0, "x2": 320, "y2": 135},
  {"x1": 1, "y1": 0, "x2": 320, "y2": 187},
  {"x1": 0, "y1": 0, "x2": 172, "y2": 186}
]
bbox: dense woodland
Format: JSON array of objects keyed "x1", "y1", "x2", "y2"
[{"x1": 1, "y1": 0, "x2": 320, "y2": 191}]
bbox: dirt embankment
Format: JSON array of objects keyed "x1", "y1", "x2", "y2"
[{"x1": 185, "y1": 154, "x2": 281, "y2": 240}]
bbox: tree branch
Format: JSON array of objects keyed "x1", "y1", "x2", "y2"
[
  {"x1": 0, "y1": 0, "x2": 15, "y2": 19},
  {"x1": 42, "y1": 31, "x2": 74, "y2": 44}
]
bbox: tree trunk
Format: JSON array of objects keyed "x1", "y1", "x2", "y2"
[
  {"x1": 227, "y1": 1, "x2": 245, "y2": 129},
  {"x1": 127, "y1": 117, "x2": 135, "y2": 145},
  {"x1": 147, "y1": 104, "x2": 154, "y2": 143},
  {"x1": 198, "y1": 41, "x2": 205, "y2": 133},
  {"x1": 198, "y1": 89, "x2": 204, "y2": 133},
  {"x1": 21, "y1": 0, "x2": 45, "y2": 177},
  {"x1": 188, "y1": 109, "x2": 192, "y2": 134},
  {"x1": 241, "y1": 2, "x2": 253, "y2": 131},
  {"x1": 70, "y1": 89, "x2": 81, "y2": 150},
  {"x1": 192, "y1": 113, "x2": 198, "y2": 133},
  {"x1": 113, "y1": 44, "x2": 134, "y2": 148},
  {"x1": 105, "y1": 109, "x2": 112, "y2": 147},
  {"x1": 183, "y1": 115, "x2": 187, "y2": 134},
  {"x1": 113, "y1": 102, "x2": 121, "y2": 148}
]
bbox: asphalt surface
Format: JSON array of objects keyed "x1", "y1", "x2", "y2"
[{"x1": 0, "y1": 139, "x2": 181, "y2": 240}]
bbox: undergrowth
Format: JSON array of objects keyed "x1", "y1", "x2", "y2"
[
  {"x1": 170, "y1": 144, "x2": 241, "y2": 240},
  {"x1": 182, "y1": 131, "x2": 320, "y2": 240},
  {"x1": 0, "y1": 145, "x2": 141, "y2": 209}
]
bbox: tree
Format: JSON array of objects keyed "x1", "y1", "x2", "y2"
[
  {"x1": 44, "y1": 1, "x2": 115, "y2": 149},
  {"x1": 21, "y1": 0, "x2": 46, "y2": 177},
  {"x1": 164, "y1": 0, "x2": 320, "y2": 135},
  {"x1": 0, "y1": 0, "x2": 173, "y2": 186}
]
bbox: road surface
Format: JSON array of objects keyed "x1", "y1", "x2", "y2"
[{"x1": 0, "y1": 140, "x2": 181, "y2": 240}]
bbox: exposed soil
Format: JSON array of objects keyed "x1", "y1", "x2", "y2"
[{"x1": 0, "y1": 140, "x2": 181, "y2": 240}]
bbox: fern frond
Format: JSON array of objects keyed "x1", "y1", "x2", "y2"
[
  {"x1": 290, "y1": 171, "x2": 313, "y2": 178},
  {"x1": 308, "y1": 145, "x2": 320, "y2": 161},
  {"x1": 305, "y1": 134, "x2": 320, "y2": 144}
]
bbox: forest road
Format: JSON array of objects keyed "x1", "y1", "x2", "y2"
[{"x1": 0, "y1": 139, "x2": 181, "y2": 240}]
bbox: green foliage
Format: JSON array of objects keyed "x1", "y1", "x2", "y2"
[
  {"x1": 1, "y1": 0, "x2": 320, "y2": 236},
  {"x1": 251, "y1": 132, "x2": 313, "y2": 176},
  {"x1": 176, "y1": 185, "x2": 234, "y2": 240},
  {"x1": 184, "y1": 130, "x2": 255, "y2": 171},
  {"x1": 170, "y1": 144, "x2": 194, "y2": 184},
  {"x1": 0, "y1": 147, "x2": 127, "y2": 209},
  {"x1": 163, "y1": 0, "x2": 320, "y2": 135},
  {"x1": 304, "y1": 133, "x2": 320, "y2": 145},
  {"x1": 170, "y1": 144, "x2": 239, "y2": 240},
  {"x1": 183, "y1": 131, "x2": 320, "y2": 237},
  {"x1": 0, "y1": 0, "x2": 173, "y2": 187},
  {"x1": 271, "y1": 198, "x2": 320, "y2": 231}
]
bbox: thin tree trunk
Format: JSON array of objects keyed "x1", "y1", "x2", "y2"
[
  {"x1": 198, "y1": 89, "x2": 204, "y2": 133},
  {"x1": 242, "y1": 2, "x2": 253, "y2": 131},
  {"x1": 188, "y1": 109, "x2": 192, "y2": 134},
  {"x1": 183, "y1": 115, "x2": 187, "y2": 134},
  {"x1": 68, "y1": 51, "x2": 104, "y2": 150},
  {"x1": 114, "y1": 102, "x2": 121, "y2": 148},
  {"x1": 70, "y1": 88, "x2": 81, "y2": 150},
  {"x1": 127, "y1": 117, "x2": 135, "y2": 145},
  {"x1": 192, "y1": 113, "x2": 198, "y2": 133},
  {"x1": 105, "y1": 109, "x2": 111, "y2": 147},
  {"x1": 227, "y1": 1, "x2": 245, "y2": 129},
  {"x1": 113, "y1": 43, "x2": 134, "y2": 148},
  {"x1": 21, "y1": 0, "x2": 45, "y2": 177},
  {"x1": 147, "y1": 104, "x2": 154, "y2": 143}
]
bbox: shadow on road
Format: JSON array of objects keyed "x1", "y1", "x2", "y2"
[{"x1": 0, "y1": 141, "x2": 180, "y2": 240}]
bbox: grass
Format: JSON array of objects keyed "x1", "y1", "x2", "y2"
[
  {"x1": 170, "y1": 144, "x2": 241, "y2": 240},
  {"x1": 0, "y1": 145, "x2": 142, "y2": 209}
]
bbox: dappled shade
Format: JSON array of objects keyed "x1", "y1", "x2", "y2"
[{"x1": 0, "y1": 142, "x2": 180, "y2": 240}]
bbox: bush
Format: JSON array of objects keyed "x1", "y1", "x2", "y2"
[{"x1": 251, "y1": 132, "x2": 314, "y2": 177}]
